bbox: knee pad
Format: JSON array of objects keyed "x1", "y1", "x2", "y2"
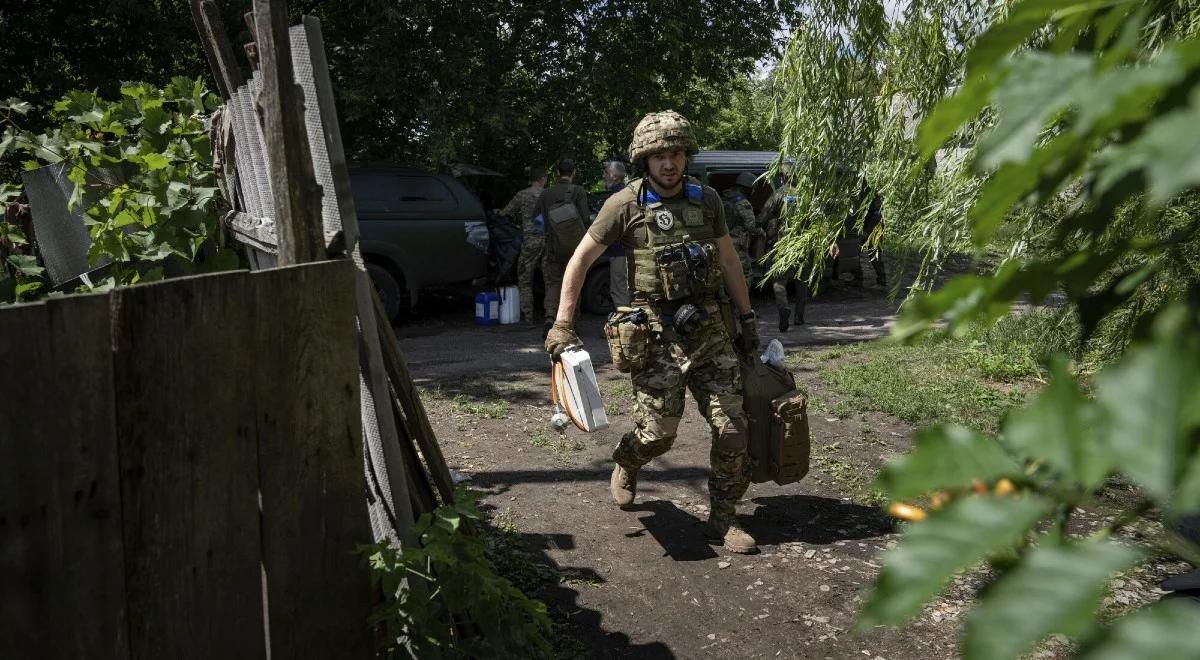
[{"x1": 715, "y1": 421, "x2": 747, "y2": 453}]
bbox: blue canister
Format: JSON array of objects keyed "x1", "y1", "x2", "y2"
[{"x1": 474, "y1": 291, "x2": 500, "y2": 325}]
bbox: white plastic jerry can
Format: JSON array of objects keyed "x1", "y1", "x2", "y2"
[{"x1": 555, "y1": 348, "x2": 609, "y2": 432}]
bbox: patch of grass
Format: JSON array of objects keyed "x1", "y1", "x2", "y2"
[
  {"x1": 527, "y1": 433, "x2": 584, "y2": 461},
  {"x1": 606, "y1": 380, "x2": 636, "y2": 399},
  {"x1": 451, "y1": 393, "x2": 511, "y2": 419},
  {"x1": 817, "y1": 336, "x2": 1028, "y2": 433},
  {"x1": 962, "y1": 307, "x2": 1082, "y2": 381},
  {"x1": 812, "y1": 442, "x2": 886, "y2": 506}
]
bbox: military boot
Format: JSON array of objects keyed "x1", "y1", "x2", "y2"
[
  {"x1": 610, "y1": 464, "x2": 638, "y2": 510},
  {"x1": 705, "y1": 516, "x2": 758, "y2": 554},
  {"x1": 778, "y1": 306, "x2": 791, "y2": 332},
  {"x1": 793, "y1": 302, "x2": 806, "y2": 326}
]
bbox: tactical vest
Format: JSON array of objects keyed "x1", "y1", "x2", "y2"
[{"x1": 627, "y1": 178, "x2": 722, "y2": 303}]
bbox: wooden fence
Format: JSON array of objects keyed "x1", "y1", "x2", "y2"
[{"x1": 0, "y1": 261, "x2": 374, "y2": 659}]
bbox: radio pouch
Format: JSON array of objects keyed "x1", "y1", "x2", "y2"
[{"x1": 604, "y1": 307, "x2": 651, "y2": 373}]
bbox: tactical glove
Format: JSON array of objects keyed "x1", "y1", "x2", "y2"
[
  {"x1": 545, "y1": 321, "x2": 582, "y2": 359},
  {"x1": 735, "y1": 311, "x2": 760, "y2": 357}
]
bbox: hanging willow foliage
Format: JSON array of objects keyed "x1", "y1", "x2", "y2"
[{"x1": 768, "y1": 0, "x2": 1003, "y2": 289}]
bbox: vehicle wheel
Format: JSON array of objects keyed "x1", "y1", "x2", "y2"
[
  {"x1": 582, "y1": 264, "x2": 614, "y2": 315},
  {"x1": 366, "y1": 261, "x2": 406, "y2": 322}
]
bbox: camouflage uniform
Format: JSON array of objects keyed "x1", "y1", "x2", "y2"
[
  {"x1": 759, "y1": 186, "x2": 817, "y2": 327},
  {"x1": 611, "y1": 298, "x2": 748, "y2": 519},
  {"x1": 536, "y1": 178, "x2": 588, "y2": 322},
  {"x1": 500, "y1": 184, "x2": 546, "y2": 323},
  {"x1": 590, "y1": 111, "x2": 752, "y2": 523},
  {"x1": 720, "y1": 184, "x2": 760, "y2": 283}
]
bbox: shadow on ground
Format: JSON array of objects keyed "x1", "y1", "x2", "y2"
[
  {"x1": 747, "y1": 494, "x2": 894, "y2": 546},
  {"x1": 479, "y1": 513, "x2": 677, "y2": 659}
]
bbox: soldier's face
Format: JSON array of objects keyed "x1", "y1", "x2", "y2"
[{"x1": 647, "y1": 149, "x2": 686, "y2": 191}]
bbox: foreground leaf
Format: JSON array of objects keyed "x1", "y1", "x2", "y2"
[
  {"x1": 1004, "y1": 358, "x2": 1109, "y2": 490},
  {"x1": 1081, "y1": 600, "x2": 1200, "y2": 660},
  {"x1": 963, "y1": 540, "x2": 1140, "y2": 660},
  {"x1": 860, "y1": 495, "x2": 1051, "y2": 628},
  {"x1": 875, "y1": 425, "x2": 1022, "y2": 502},
  {"x1": 1095, "y1": 307, "x2": 1200, "y2": 505}
]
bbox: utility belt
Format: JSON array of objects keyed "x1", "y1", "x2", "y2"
[{"x1": 604, "y1": 293, "x2": 721, "y2": 373}]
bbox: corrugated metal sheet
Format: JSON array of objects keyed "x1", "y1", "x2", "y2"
[{"x1": 690, "y1": 150, "x2": 779, "y2": 170}]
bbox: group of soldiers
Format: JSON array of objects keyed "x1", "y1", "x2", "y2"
[
  {"x1": 500, "y1": 153, "x2": 887, "y2": 334},
  {"x1": 497, "y1": 110, "x2": 885, "y2": 555},
  {"x1": 497, "y1": 159, "x2": 590, "y2": 330}
]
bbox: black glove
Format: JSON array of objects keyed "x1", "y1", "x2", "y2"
[{"x1": 735, "y1": 311, "x2": 760, "y2": 357}]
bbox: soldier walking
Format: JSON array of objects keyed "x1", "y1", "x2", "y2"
[
  {"x1": 720, "y1": 172, "x2": 764, "y2": 284},
  {"x1": 758, "y1": 180, "x2": 837, "y2": 331},
  {"x1": 545, "y1": 111, "x2": 762, "y2": 554},
  {"x1": 500, "y1": 166, "x2": 547, "y2": 325},
  {"x1": 536, "y1": 159, "x2": 590, "y2": 333},
  {"x1": 604, "y1": 160, "x2": 632, "y2": 308}
]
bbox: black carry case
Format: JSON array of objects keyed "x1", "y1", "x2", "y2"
[{"x1": 740, "y1": 357, "x2": 812, "y2": 485}]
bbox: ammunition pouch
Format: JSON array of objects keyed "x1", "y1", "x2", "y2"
[
  {"x1": 651, "y1": 240, "x2": 720, "y2": 302},
  {"x1": 715, "y1": 421, "x2": 748, "y2": 453},
  {"x1": 604, "y1": 306, "x2": 651, "y2": 373}
]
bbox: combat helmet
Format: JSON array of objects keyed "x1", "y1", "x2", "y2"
[
  {"x1": 735, "y1": 172, "x2": 757, "y2": 189},
  {"x1": 628, "y1": 110, "x2": 699, "y2": 164}
]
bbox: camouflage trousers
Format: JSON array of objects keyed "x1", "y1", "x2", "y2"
[
  {"x1": 611, "y1": 300, "x2": 750, "y2": 520},
  {"x1": 772, "y1": 261, "x2": 822, "y2": 317},
  {"x1": 517, "y1": 234, "x2": 564, "y2": 322}
]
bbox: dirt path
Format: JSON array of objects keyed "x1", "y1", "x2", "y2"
[{"x1": 401, "y1": 281, "x2": 953, "y2": 659}]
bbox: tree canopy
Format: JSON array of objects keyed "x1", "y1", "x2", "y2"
[{"x1": 1, "y1": 1, "x2": 795, "y2": 185}]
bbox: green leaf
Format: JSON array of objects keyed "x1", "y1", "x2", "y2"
[
  {"x1": 916, "y1": 72, "x2": 1003, "y2": 162},
  {"x1": 1094, "y1": 307, "x2": 1200, "y2": 505},
  {"x1": 963, "y1": 540, "x2": 1140, "y2": 660},
  {"x1": 1080, "y1": 600, "x2": 1200, "y2": 660},
  {"x1": 6, "y1": 254, "x2": 44, "y2": 277},
  {"x1": 1004, "y1": 358, "x2": 1110, "y2": 490},
  {"x1": 0, "y1": 98, "x2": 33, "y2": 114},
  {"x1": 859, "y1": 494, "x2": 1052, "y2": 628},
  {"x1": 975, "y1": 52, "x2": 1092, "y2": 171},
  {"x1": 15, "y1": 280, "x2": 43, "y2": 297},
  {"x1": 141, "y1": 152, "x2": 170, "y2": 170},
  {"x1": 875, "y1": 425, "x2": 1023, "y2": 502}
]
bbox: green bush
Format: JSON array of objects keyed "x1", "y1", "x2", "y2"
[{"x1": 363, "y1": 488, "x2": 553, "y2": 659}]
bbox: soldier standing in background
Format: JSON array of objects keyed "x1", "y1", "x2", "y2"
[
  {"x1": 535, "y1": 159, "x2": 590, "y2": 334},
  {"x1": 545, "y1": 110, "x2": 761, "y2": 554},
  {"x1": 838, "y1": 187, "x2": 886, "y2": 287},
  {"x1": 758, "y1": 179, "x2": 837, "y2": 331},
  {"x1": 500, "y1": 167, "x2": 547, "y2": 325},
  {"x1": 603, "y1": 161, "x2": 631, "y2": 308},
  {"x1": 720, "y1": 172, "x2": 763, "y2": 284}
]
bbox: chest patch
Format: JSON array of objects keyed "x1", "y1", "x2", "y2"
[
  {"x1": 683, "y1": 207, "x2": 704, "y2": 227},
  {"x1": 654, "y1": 210, "x2": 675, "y2": 231}
]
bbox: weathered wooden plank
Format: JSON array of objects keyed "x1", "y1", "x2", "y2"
[
  {"x1": 189, "y1": 0, "x2": 245, "y2": 99},
  {"x1": 373, "y1": 292, "x2": 457, "y2": 504},
  {"x1": 111, "y1": 271, "x2": 265, "y2": 660},
  {"x1": 253, "y1": 0, "x2": 325, "y2": 265},
  {"x1": 0, "y1": 294, "x2": 129, "y2": 659},
  {"x1": 251, "y1": 260, "x2": 373, "y2": 659}
]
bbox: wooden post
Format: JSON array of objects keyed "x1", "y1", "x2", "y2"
[
  {"x1": 189, "y1": 0, "x2": 245, "y2": 99},
  {"x1": 253, "y1": 0, "x2": 325, "y2": 265}
]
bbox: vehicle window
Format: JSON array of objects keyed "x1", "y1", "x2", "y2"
[{"x1": 352, "y1": 173, "x2": 459, "y2": 214}]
